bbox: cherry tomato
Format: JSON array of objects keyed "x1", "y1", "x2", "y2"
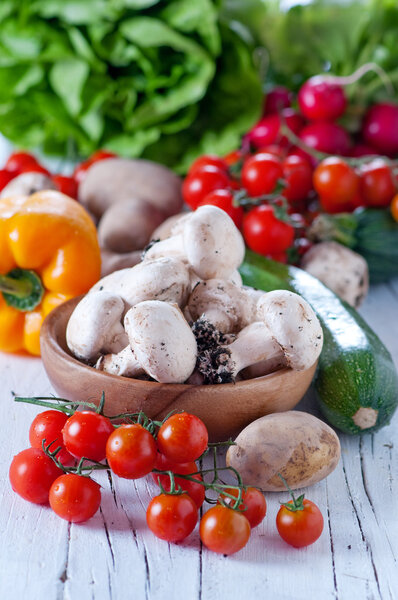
[
  {"x1": 89, "y1": 150, "x2": 117, "y2": 163},
  {"x1": 276, "y1": 499, "x2": 324, "y2": 548},
  {"x1": 298, "y1": 76, "x2": 346, "y2": 121},
  {"x1": 256, "y1": 144, "x2": 286, "y2": 159},
  {"x1": 29, "y1": 410, "x2": 74, "y2": 466},
  {"x1": 153, "y1": 456, "x2": 205, "y2": 509},
  {"x1": 282, "y1": 155, "x2": 313, "y2": 202},
  {"x1": 106, "y1": 423, "x2": 157, "y2": 479},
  {"x1": 391, "y1": 194, "x2": 398, "y2": 222},
  {"x1": 52, "y1": 175, "x2": 78, "y2": 199},
  {"x1": 189, "y1": 155, "x2": 228, "y2": 175},
  {"x1": 73, "y1": 150, "x2": 116, "y2": 185},
  {"x1": 243, "y1": 205, "x2": 295, "y2": 255},
  {"x1": 146, "y1": 493, "x2": 198, "y2": 542},
  {"x1": 9, "y1": 447, "x2": 62, "y2": 504},
  {"x1": 182, "y1": 166, "x2": 230, "y2": 210},
  {"x1": 157, "y1": 412, "x2": 208, "y2": 463},
  {"x1": 197, "y1": 189, "x2": 243, "y2": 229},
  {"x1": 359, "y1": 159, "x2": 396, "y2": 208},
  {"x1": 0, "y1": 169, "x2": 14, "y2": 192},
  {"x1": 5, "y1": 151, "x2": 38, "y2": 173},
  {"x1": 200, "y1": 506, "x2": 251, "y2": 555},
  {"x1": 152, "y1": 453, "x2": 198, "y2": 479},
  {"x1": 313, "y1": 157, "x2": 359, "y2": 208},
  {"x1": 62, "y1": 411, "x2": 114, "y2": 462},
  {"x1": 319, "y1": 195, "x2": 355, "y2": 214},
  {"x1": 241, "y1": 153, "x2": 283, "y2": 197},
  {"x1": 219, "y1": 487, "x2": 266, "y2": 528},
  {"x1": 19, "y1": 164, "x2": 51, "y2": 176},
  {"x1": 223, "y1": 149, "x2": 244, "y2": 167},
  {"x1": 49, "y1": 474, "x2": 101, "y2": 523}
]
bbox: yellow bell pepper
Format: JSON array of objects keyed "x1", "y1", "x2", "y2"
[{"x1": 0, "y1": 190, "x2": 101, "y2": 355}]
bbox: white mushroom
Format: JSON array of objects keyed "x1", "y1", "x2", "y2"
[
  {"x1": 124, "y1": 301, "x2": 197, "y2": 383},
  {"x1": 188, "y1": 279, "x2": 260, "y2": 333},
  {"x1": 144, "y1": 205, "x2": 245, "y2": 279},
  {"x1": 150, "y1": 212, "x2": 190, "y2": 241},
  {"x1": 300, "y1": 241, "x2": 369, "y2": 308},
  {"x1": 90, "y1": 256, "x2": 191, "y2": 310},
  {"x1": 197, "y1": 290, "x2": 323, "y2": 384},
  {"x1": 0, "y1": 172, "x2": 56, "y2": 198},
  {"x1": 96, "y1": 346, "x2": 144, "y2": 378},
  {"x1": 66, "y1": 291, "x2": 128, "y2": 362}
]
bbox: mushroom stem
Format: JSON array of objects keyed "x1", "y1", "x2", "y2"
[{"x1": 96, "y1": 346, "x2": 144, "y2": 377}]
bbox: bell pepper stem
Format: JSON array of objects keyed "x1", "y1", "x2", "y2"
[
  {"x1": 0, "y1": 269, "x2": 44, "y2": 311},
  {"x1": 0, "y1": 273, "x2": 34, "y2": 297}
]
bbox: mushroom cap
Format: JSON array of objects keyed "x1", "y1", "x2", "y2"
[
  {"x1": 66, "y1": 291, "x2": 128, "y2": 361},
  {"x1": 124, "y1": 300, "x2": 197, "y2": 383},
  {"x1": 257, "y1": 290, "x2": 323, "y2": 370},
  {"x1": 183, "y1": 205, "x2": 245, "y2": 279},
  {"x1": 90, "y1": 256, "x2": 191, "y2": 309},
  {"x1": 0, "y1": 172, "x2": 56, "y2": 198}
]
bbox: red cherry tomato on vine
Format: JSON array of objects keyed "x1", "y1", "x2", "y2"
[
  {"x1": 5, "y1": 151, "x2": 39, "y2": 174},
  {"x1": 146, "y1": 493, "x2": 198, "y2": 543},
  {"x1": 152, "y1": 455, "x2": 204, "y2": 509},
  {"x1": 219, "y1": 487, "x2": 266, "y2": 528},
  {"x1": 73, "y1": 150, "x2": 116, "y2": 184},
  {"x1": 90, "y1": 150, "x2": 117, "y2": 163},
  {"x1": 200, "y1": 505, "x2": 251, "y2": 555},
  {"x1": 197, "y1": 189, "x2": 243, "y2": 229},
  {"x1": 0, "y1": 169, "x2": 14, "y2": 191},
  {"x1": 276, "y1": 499, "x2": 324, "y2": 548},
  {"x1": 313, "y1": 157, "x2": 359, "y2": 209},
  {"x1": 182, "y1": 166, "x2": 230, "y2": 210},
  {"x1": 52, "y1": 175, "x2": 78, "y2": 199},
  {"x1": 241, "y1": 153, "x2": 283, "y2": 197},
  {"x1": 29, "y1": 410, "x2": 74, "y2": 466},
  {"x1": 243, "y1": 204, "x2": 294, "y2": 255},
  {"x1": 282, "y1": 155, "x2": 313, "y2": 202},
  {"x1": 152, "y1": 453, "x2": 198, "y2": 479},
  {"x1": 49, "y1": 474, "x2": 101, "y2": 523},
  {"x1": 9, "y1": 447, "x2": 62, "y2": 504},
  {"x1": 189, "y1": 155, "x2": 228, "y2": 175},
  {"x1": 157, "y1": 412, "x2": 208, "y2": 463},
  {"x1": 223, "y1": 149, "x2": 244, "y2": 167},
  {"x1": 62, "y1": 411, "x2": 114, "y2": 462},
  {"x1": 106, "y1": 423, "x2": 157, "y2": 479},
  {"x1": 359, "y1": 159, "x2": 396, "y2": 207},
  {"x1": 19, "y1": 164, "x2": 51, "y2": 176}
]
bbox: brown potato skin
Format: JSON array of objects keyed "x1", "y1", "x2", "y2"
[{"x1": 226, "y1": 411, "x2": 340, "y2": 491}]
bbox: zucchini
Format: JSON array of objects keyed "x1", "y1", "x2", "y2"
[{"x1": 239, "y1": 250, "x2": 398, "y2": 435}]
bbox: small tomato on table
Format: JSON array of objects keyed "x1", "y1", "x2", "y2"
[{"x1": 0, "y1": 190, "x2": 101, "y2": 355}]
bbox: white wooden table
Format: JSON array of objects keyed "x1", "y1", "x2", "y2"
[{"x1": 0, "y1": 281, "x2": 397, "y2": 600}]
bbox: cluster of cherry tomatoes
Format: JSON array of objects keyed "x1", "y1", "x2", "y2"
[
  {"x1": 0, "y1": 149, "x2": 117, "y2": 198},
  {"x1": 9, "y1": 401, "x2": 324, "y2": 553},
  {"x1": 182, "y1": 77, "x2": 398, "y2": 262}
]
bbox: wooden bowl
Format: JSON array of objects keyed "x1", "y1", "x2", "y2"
[{"x1": 40, "y1": 297, "x2": 317, "y2": 441}]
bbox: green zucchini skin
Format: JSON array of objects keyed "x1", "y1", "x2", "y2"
[{"x1": 240, "y1": 250, "x2": 398, "y2": 434}]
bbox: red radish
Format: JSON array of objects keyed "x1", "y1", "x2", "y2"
[
  {"x1": 248, "y1": 109, "x2": 303, "y2": 149},
  {"x1": 299, "y1": 122, "x2": 351, "y2": 158},
  {"x1": 298, "y1": 76, "x2": 346, "y2": 121},
  {"x1": 350, "y1": 144, "x2": 379, "y2": 158},
  {"x1": 264, "y1": 86, "x2": 292, "y2": 114},
  {"x1": 362, "y1": 103, "x2": 398, "y2": 155}
]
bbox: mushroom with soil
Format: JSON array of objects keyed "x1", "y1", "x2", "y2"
[
  {"x1": 300, "y1": 241, "x2": 369, "y2": 308},
  {"x1": 197, "y1": 290, "x2": 323, "y2": 384},
  {"x1": 144, "y1": 205, "x2": 245, "y2": 280},
  {"x1": 97, "y1": 300, "x2": 197, "y2": 383},
  {"x1": 66, "y1": 291, "x2": 128, "y2": 362}
]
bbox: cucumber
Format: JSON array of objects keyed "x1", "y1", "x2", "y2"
[{"x1": 239, "y1": 250, "x2": 398, "y2": 435}]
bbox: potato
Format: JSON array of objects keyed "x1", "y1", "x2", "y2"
[
  {"x1": 226, "y1": 411, "x2": 340, "y2": 491},
  {"x1": 78, "y1": 158, "x2": 183, "y2": 220},
  {"x1": 98, "y1": 198, "x2": 166, "y2": 253}
]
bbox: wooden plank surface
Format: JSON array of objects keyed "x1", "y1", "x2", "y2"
[{"x1": 0, "y1": 281, "x2": 397, "y2": 600}]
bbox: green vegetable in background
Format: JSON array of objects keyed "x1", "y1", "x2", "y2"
[{"x1": 0, "y1": 0, "x2": 263, "y2": 171}]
